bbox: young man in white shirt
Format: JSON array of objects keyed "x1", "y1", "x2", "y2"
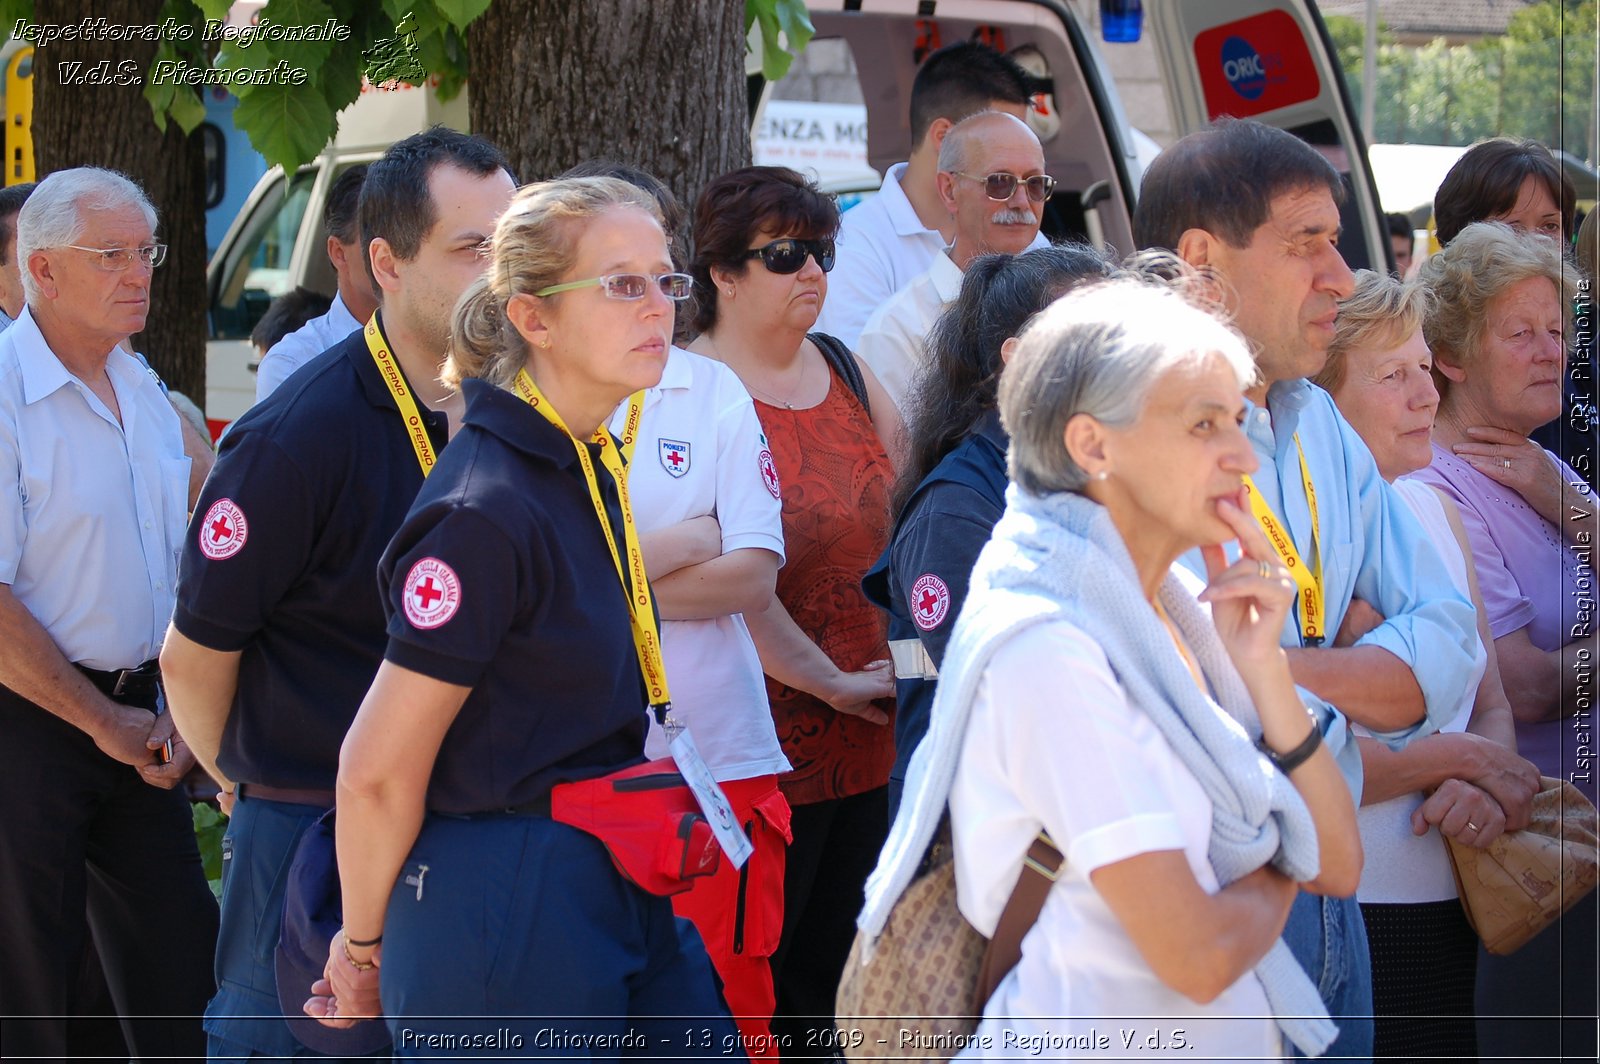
[
  {"x1": 254, "y1": 164, "x2": 380, "y2": 402},
  {"x1": 815, "y1": 41, "x2": 1042, "y2": 348}
]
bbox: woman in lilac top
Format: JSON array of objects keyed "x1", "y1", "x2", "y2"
[{"x1": 1410, "y1": 221, "x2": 1593, "y2": 1060}]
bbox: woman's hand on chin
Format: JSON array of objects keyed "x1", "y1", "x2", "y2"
[
  {"x1": 1452, "y1": 426, "x2": 1566, "y2": 524},
  {"x1": 1197, "y1": 498, "x2": 1298, "y2": 678}
]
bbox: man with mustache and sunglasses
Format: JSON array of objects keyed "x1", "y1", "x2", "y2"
[
  {"x1": 815, "y1": 41, "x2": 1046, "y2": 348},
  {"x1": 858, "y1": 111, "x2": 1049, "y2": 412}
]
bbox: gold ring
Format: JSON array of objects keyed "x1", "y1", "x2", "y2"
[
  {"x1": 1502, "y1": 458, "x2": 1512, "y2": 469},
  {"x1": 1257, "y1": 560, "x2": 1272, "y2": 579}
]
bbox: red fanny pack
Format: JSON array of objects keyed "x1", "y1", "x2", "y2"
[{"x1": 550, "y1": 759, "x2": 722, "y2": 896}]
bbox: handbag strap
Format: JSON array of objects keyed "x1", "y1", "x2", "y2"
[
  {"x1": 808, "y1": 331, "x2": 871, "y2": 416},
  {"x1": 973, "y1": 831, "x2": 1062, "y2": 1010}
]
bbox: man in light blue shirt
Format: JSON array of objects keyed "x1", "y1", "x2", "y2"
[{"x1": 1135, "y1": 118, "x2": 1478, "y2": 1063}]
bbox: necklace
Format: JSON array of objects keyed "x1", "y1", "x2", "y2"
[{"x1": 703, "y1": 333, "x2": 809, "y2": 410}]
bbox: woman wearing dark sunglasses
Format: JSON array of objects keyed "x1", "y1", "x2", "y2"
[{"x1": 687, "y1": 166, "x2": 901, "y2": 1053}]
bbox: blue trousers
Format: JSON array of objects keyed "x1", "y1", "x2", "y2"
[
  {"x1": 1282, "y1": 891, "x2": 1373, "y2": 1062},
  {"x1": 204, "y1": 793, "x2": 388, "y2": 1062},
  {"x1": 380, "y1": 813, "x2": 740, "y2": 1060}
]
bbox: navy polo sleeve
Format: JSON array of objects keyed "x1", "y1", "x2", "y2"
[
  {"x1": 889, "y1": 483, "x2": 1002, "y2": 666},
  {"x1": 381, "y1": 503, "x2": 526, "y2": 688},
  {"x1": 172, "y1": 429, "x2": 317, "y2": 650}
]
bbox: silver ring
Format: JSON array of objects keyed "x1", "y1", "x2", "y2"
[
  {"x1": 1466, "y1": 821, "x2": 1480, "y2": 831},
  {"x1": 1502, "y1": 458, "x2": 1512, "y2": 469}
]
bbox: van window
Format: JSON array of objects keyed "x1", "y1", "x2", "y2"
[{"x1": 210, "y1": 168, "x2": 316, "y2": 341}]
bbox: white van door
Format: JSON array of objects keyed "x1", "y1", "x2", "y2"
[{"x1": 1141, "y1": 0, "x2": 1389, "y2": 271}]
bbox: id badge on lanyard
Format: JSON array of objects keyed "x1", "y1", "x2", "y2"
[{"x1": 513, "y1": 370, "x2": 751, "y2": 867}]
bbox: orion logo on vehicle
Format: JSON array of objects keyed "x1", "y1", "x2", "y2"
[
  {"x1": 1220, "y1": 37, "x2": 1268, "y2": 100},
  {"x1": 1194, "y1": 10, "x2": 1319, "y2": 120}
]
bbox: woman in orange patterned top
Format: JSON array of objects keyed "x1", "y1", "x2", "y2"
[{"x1": 687, "y1": 167, "x2": 902, "y2": 1056}]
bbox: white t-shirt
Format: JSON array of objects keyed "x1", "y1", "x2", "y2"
[
  {"x1": 609, "y1": 346, "x2": 790, "y2": 782},
  {"x1": 855, "y1": 249, "x2": 964, "y2": 414},
  {"x1": 254, "y1": 292, "x2": 363, "y2": 404},
  {"x1": 1352, "y1": 478, "x2": 1486, "y2": 904},
  {"x1": 952, "y1": 621, "x2": 1281, "y2": 1062}
]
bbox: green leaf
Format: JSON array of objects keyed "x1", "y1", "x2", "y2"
[
  {"x1": 191, "y1": 802, "x2": 228, "y2": 900},
  {"x1": 235, "y1": 80, "x2": 337, "y2": 173},
  {"x1": 746, "y1": 0, "x2": 813, "y2": 81},
  {"x1": 248, "y1": 0, "x2": 341, "y2": 71},
  {"x1": 165, "y1": 84, "x2": 207, "y2": 134},
  {"x1": 192, "y1": 0, "x2": 232, "y2": 22},
  {"x1": 0, "y1": 0, "x2": 34, "y2": 31},
  {"x1": 430, "y1": 0, "x2": 492, "y2": 31},
  {"x1": 772, "y1": 0, "x2": 815, "y2": 55}
]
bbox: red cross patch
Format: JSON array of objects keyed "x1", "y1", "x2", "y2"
[
  {"x1": 758, "y1": 448, "x2": 781, "y2": 499},
  {"x1": 402, "y1": 557, "x2": 461, "y2": 630},
  {"x1": 198, "y1": 498, "x2": 248, "y2": 561},
  {"x1": 910, "y1": 573, "x2": 951, "y2": 631}
]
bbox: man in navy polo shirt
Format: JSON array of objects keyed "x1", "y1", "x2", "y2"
[{"x1": 160, "y1": 128, "x2": 515, "y2": 1061}]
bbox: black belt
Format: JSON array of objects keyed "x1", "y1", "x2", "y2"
[
  {"x1": 75, "y1": 659, "x2": 160, "y2": 701},
  {"x1": 239, "y1": 783, "x2": 337, "y2": 808},
  {"x1": 438, "y1": 794, "x2": 553, "y2": 820}
]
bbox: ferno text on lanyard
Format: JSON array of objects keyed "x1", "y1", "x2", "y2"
[
  {"x1": 1241, "y1": 434, "x2": 1325, "y2": 647},
  {"x1": 367, "y1": 317, "x2": 672, "y2": 718},
  {"x1": 510, "y1": 369, "x2": 673, "y2": 721},
  {"x1": 365, "y1": 316, "x2": 439, "y2": 475}
]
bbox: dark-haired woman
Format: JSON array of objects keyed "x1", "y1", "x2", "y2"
[
  {"x1": 863, "y1": 243, "x2": 1112, "y2": 817},
  {"x1": 687, "y1": 165, "x2": 899, "y2": 1053}
]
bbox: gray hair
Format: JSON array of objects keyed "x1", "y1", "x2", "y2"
[
  {"x1": 17, "y1": 168, "x2": 157, "y2": 303},
  {"x1": 936, "y1": 110, "x2": 1035, "y2": 176},
  {"x1": 1000, "y1": 276, "x2": 1256, "y2": 496},
  {"x1": 1419, "y1": 221, "x2": 1573, "y2": 400}
]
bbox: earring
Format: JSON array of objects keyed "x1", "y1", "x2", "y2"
[
  {"x1": 724, "y1": 287, "x2": 734, "y2": 298},
  {"x1": 1093, "y1": 469, "x2": 1110, "y2": 482}
]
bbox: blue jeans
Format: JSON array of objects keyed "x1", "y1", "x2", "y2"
[
  {"x1": 1281, "y1": 891, "x2": 1373, "y2": 1062},
  {"x1": 204, "y1": 793, "x2": 388, "y2": 1062},
  {"x1": 380, "y1": 813, "x2": 737, "y2": 1060}
]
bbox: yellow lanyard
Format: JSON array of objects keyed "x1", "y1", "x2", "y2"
[
  {"x1": 365, "y1": 315, "x2": 438, "y2": 476},
  {"x1": 1241, "y1": 433, "x2": 1325, "y2": 646},
  {"x1": 510, "y1": 369, "x2": 671, "y2": 714}
]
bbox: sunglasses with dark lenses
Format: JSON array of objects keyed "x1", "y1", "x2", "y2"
[
  {"x1": 744, "y1": 238, "x2": 836, "y2": 275},
  {"x1": 953, "y1": 171, "x2": 1057, "y2": 203}
]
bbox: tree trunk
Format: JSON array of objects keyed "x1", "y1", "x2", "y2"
[
  {"x1": 466, "y1": 0, "x2": 750, "y2": 218},
  {"x1": 31, "y1": 0, "x2": 208, "y2": 402}
]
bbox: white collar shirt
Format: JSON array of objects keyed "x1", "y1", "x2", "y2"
[
  {"x1": 254, "y1": 291, "x2": 363, "y2": 403},
  {"x1": 816, "y1": 162, "x2": 1049, "y2": 348},
  {"x1": 855, "y1": 249, "x2": 965, "y2": 413},
  {"x1": 0, "y1": 307, "x2": 190, "y2": 668},
  {"x1": 608, "y1": 346, "x2": 790, "y2": 782}
]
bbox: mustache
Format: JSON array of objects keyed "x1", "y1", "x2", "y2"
[{"x1": 990, "y1": 208, "x2": 1036, "y2": 225}]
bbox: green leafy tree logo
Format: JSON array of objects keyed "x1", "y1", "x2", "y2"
[{"x1": 362, "y1": 10, "x2": 426, "y2": 86}]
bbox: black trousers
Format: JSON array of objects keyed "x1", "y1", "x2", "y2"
[
  {"x1": 770, "y1": 786, "x2": 888, "y2": 1062},
  {"x1": 0, "y1": 679, "x2": 218, "y2": 1062}
]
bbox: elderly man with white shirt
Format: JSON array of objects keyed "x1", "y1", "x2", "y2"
[
  {"x1": 254, "y1": 164, "x2": 378, "y2": 402},
  {"x1": 0, "y1": 167, "x2": 217, "y2": 1061},
  {"x1": 856, "y1": 111, "x2": 1049, "y2": 412},
  {"x1": 815, "y1": 41, "x2": 1043, "y2": 348}
]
